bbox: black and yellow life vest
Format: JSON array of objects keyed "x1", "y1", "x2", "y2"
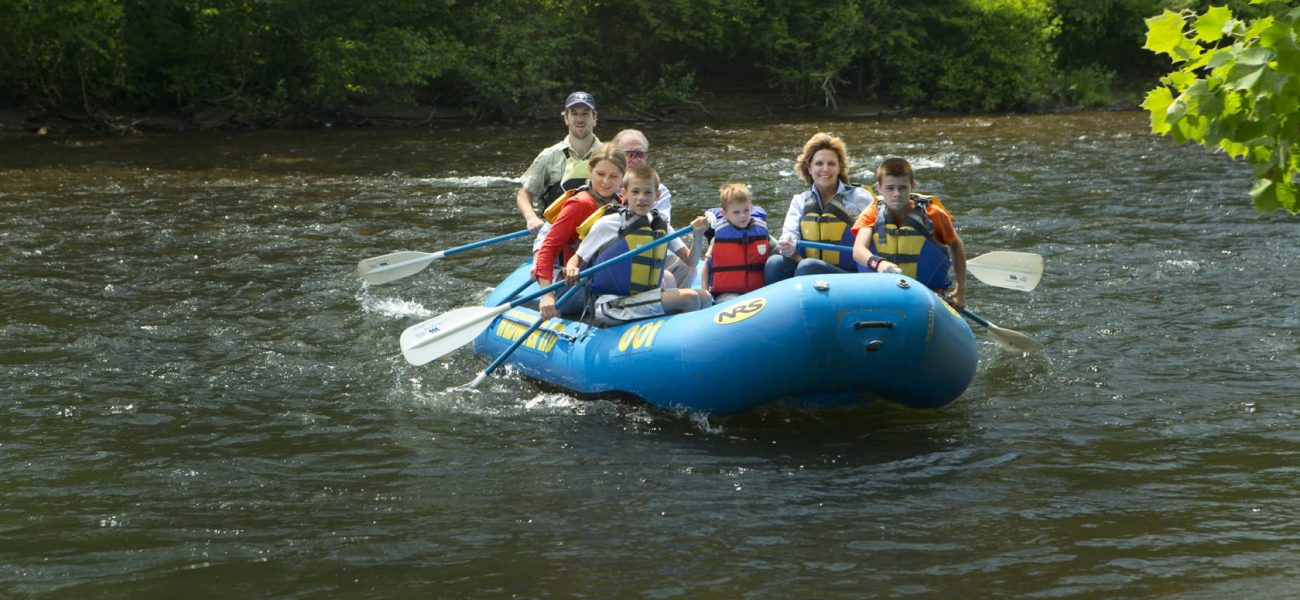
[
  {"x1": 869, "y1": 194, "x2": 953, "y2": 290},
  {"x1": 588, "y1": 208, "x2": 669, "y2": 297},
  {"x1": 538, "y1": 148, "x2": 593, "y2": 207},
  {"x1": 540, "y1": 184, "x2": 621, "y2": 245},
  {"x1": 798, "y1": 188, "x2": 858, "y2": 270}
]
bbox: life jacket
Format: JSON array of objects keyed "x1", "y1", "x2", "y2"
[
  {"x1": 705, "y1": 206, "x2": 768, "y2": 294},
  {"x1": 587, "y1": 208, "x2": 669, "y2": 297},
  {"x1": 798, "y1": 187, "x2": 858, "y2": 270},
  {"x1": 538, "y1": 148, "x2": 592, "y2": 208},
  {"x1": 869, "y1": 193, "x2": 954, "y2": 290},
  {"x1": 535, "y1": 186, "x2": 618, "y2": 280}
]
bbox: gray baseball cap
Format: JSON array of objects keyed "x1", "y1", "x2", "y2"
[{"x1": 564, "y1": 91, "x2": 595, "y2": 110}]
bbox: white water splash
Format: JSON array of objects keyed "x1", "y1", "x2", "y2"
[
  {"x1": 360, "y1": 296, "x2": 433, "y2": 319},
  {"x1": 409, "y1": 175, "x2": 518, "y2": 187}
]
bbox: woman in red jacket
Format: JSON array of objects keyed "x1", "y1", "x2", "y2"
[{"x1": 534, "y1": 144, "x2": 627, "y2": 320}]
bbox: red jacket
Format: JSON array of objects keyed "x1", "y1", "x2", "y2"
[{"x1": 533, "y1": 190, "x2": 604, "y2": 281}]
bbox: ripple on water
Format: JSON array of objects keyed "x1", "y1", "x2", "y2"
[{"x1": 3, "y1": 115, "x2": 1300, "y2": 598}]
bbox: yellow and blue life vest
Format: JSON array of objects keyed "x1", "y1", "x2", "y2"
[
  {"x1": 588, "y1": 208, "x2": 669, "y2": 297},
  {"x1": 869, "y1": 194, "x2": 953, "y2": 290},
  {"x1": 798, "y1": 188, "x2": 858, "y2": 270}
]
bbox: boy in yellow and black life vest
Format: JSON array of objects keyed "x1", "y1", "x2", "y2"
[
  {"x1": 515, "y1": 91, "x2": 601, "y2": 241},
  {"x1": 699, "y1": 183, "x2": 769, "y2": 302},
  {"x1": 562, "y1": 166, "x2": 711, "y2": 326},
  {"x1": 852, "y1": 157, "x2": 968, "y2": 308}
]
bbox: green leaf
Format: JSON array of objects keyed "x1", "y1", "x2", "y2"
[
  {"x1": 1173, "y1": 113, "x2": 1209, "y2": 143},
  {"x1": 1195, "y1": 6, "x2": 1233, "y2": 43},
  {"x1": 1251, "y1": 178, "x2": 1281, "y2": 213},
  {"x1": 1145, "y1": 10, "x2": 1188, "y2": 59},
  {"x1": 1143, "y1": 86, "x2": 1175, "y2": 133},
  {"x1": 1183, "y1": 79, "x2": 1215, "y2": 114},
  {"x1": 1275, "y1": 181, "x2": 1298, "y2": 214},
  {"x1": 1167, "y1": 69, "x2": 1199, "y2": 91},
  {"x1": 1235, "y1": 47, "x2": 1274, "y2": 67},
  {"x1": 1228, "y1": 63, "x2": 1267, "y2": 91}
]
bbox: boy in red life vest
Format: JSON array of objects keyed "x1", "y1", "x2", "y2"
[
  {"x1": 561, "y1": 165, "x2": 711, "y2": 326},
  {"x1": 699, "y1": 183, "x2": 770, "y2": 303},
  {"x1": 851, "y1": 157, "x2": 968, "y2": 308}
]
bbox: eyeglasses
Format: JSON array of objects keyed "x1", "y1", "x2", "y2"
[{"x1": 623, "y1": 150, "x2": 647, "y2": 159}]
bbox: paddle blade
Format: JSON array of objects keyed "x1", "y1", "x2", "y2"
[
  {"x1": 399, "y1": 305, "x2": 508, "y2": 365},
  {"x1": 983, "y1": 322, "x2": 1044, "y2": 353},
  {"x1": 357, "y1": 251, "x2": 439, "y2": 284},
  {"x1": 967, "y1": 251, "x2": 1043, "y2": 291}
]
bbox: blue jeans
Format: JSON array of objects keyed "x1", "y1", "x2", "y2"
[{"x1": 765, "y1": 255, "x2": 849, "y2": 284}]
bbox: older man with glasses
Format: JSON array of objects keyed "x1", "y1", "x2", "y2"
[{"x1": 611, "y1": 129, "x2": 672, "y2": 223}]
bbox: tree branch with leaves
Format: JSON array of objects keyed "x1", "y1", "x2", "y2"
[{"x1": 1142, "y1": 0, "x2": 1300, "y2": 215}]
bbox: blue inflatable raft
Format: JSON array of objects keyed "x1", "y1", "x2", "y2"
[{"x1": 470, "y1": 261, "x2": 978, "y2": 416}]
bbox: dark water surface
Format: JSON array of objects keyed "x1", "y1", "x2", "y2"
[{"x1": 3, "y1": 113, "x2": 1298, "y2": 598}]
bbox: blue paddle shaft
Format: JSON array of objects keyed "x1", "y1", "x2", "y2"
[
  {"x1": 506, "y1": 225, "x2": 694, "y2": 311},
  {"x1": 797, "y1": 240, "x2": 851, "y2": 253},
  {"x1": 442, "y1": 229, "x2": 529, "y2": 257}
]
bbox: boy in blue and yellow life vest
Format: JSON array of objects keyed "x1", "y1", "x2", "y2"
[
  {"x1": 852, "y1": 157, "x2": 968, "y2": 307},
  {"x1": 699, "y1": 183, "x2": 769, "y2": 302},
  {"x1": 562, "y1": 166, "x2": 711, "y2": 326}
]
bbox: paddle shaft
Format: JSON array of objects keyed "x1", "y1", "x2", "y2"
[
  {"x1": 797, "y1": 240, "x2": 854, "y2": 254},
  {"x1": 440, "y1": 228, "x2": 530, "y2": 257},
  {"x1": 385, "y1": 229, "x2": 530, "y2": 267},
  {"x1": 958, "y1": 307, "x2": 993, "y2": 329},
  {"x1": 358, "y1": 229, "x2": 529, "y2": 284},
  {"x1": 504, "y1": 225, "x2": 694, "y2": 312},
  {"x1": 956, "y1": 305, "x2": 1044, "y2": 353}
]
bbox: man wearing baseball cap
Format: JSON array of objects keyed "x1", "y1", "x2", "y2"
[{"x1": 515, "y1": 91, "x2": 602, "y2": 241}]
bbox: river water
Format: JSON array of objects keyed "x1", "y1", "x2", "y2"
[{"x1": 3, "y1": 112, "x2": 1298, "y2": 598}]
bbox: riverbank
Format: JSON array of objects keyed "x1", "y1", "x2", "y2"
[
  {"x1": 0, "y1": 98, "x2": 896, "y2": 136},
  {"x1": 0, "y1": 91, "x2": 1142, "y2": 136}
]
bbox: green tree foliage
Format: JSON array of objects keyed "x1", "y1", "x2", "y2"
[
  {"x1": 0, "y1": 1, "x2": 1214, "y2": 124},
  {"x1": 870, "y1": 0, "x2": 1057, "y2": 111},
  {"x1": 1143, "y1": 0, "x2": 1300, "y2": 214},
  {"x1": 0, "y1": 0, "x2": 125, "y2": 111}
]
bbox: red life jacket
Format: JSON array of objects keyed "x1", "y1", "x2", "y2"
[{"x1": 706, "y1": 206, "x2": 769, "y2": 294}]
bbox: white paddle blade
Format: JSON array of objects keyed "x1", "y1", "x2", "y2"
[
  {"x1": 984, "y1": 323, "x2": 1044, "y2": 353},
  {"x1": 967, "y1": 251, "x2": 1044, "y2": 291},
  {"x1": 399, "y1": 305, "x2": 509, "y2": 365},
  {"x1": 357, "y1": 251, "x2": 440, "y2": 285}
]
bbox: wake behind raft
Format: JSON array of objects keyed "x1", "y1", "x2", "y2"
[{"x1": 468, "y1": 260, "x2": 978, "y2": 416}]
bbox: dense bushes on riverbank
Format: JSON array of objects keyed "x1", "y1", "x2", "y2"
[{"x1": 0, "y1": 0, "x2": 1256, "y2": 126}]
